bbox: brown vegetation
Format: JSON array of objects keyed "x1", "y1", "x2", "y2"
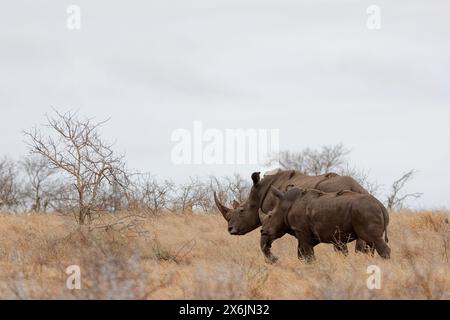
[{"x1": 0, "y1": 210, "x2": 448, "y2": 299}]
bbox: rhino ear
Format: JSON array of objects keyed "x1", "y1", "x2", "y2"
[
  {"x1": 232, "y1": 200, "x2": 240, "y2": 209},
  {"x1": 251, "y1": 172, "x2": 261, "y2": 186}
]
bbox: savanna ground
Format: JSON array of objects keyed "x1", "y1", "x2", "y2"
[{"x1": 0, "y1": 211, "x2": 449, "y2": 299}]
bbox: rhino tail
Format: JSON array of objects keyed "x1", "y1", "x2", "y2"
[{"x1": 380, "y1": 204, "x2": 389, "y2": 243}]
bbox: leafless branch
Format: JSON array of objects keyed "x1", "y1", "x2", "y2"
[{"x1": 387, "y1": 170, "x2": 423, "y2": 210}]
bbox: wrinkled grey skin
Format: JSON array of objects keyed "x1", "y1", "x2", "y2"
[
  {"x1": 259, "y1": 188, "x2": 390, "y2": 263},
  {"x1": 214, "y1": 169, "x2": 372, "y2": 253}
]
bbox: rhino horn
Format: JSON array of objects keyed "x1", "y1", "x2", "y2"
[{"x1": 214, "y1": 192, "x2": 232, "y2": 221}]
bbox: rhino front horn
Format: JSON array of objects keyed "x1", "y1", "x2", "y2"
[{"x1": 214, "y1": 192, "x2": 232, "y2": 221}]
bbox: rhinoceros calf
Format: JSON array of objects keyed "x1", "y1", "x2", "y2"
[{"x1": 259, "y1": 187, "x2": 390, "y2": 263}]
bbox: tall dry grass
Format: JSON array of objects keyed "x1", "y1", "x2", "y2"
[{"x1": 0, "y1": 211, "x2": 448, "y2": 299}]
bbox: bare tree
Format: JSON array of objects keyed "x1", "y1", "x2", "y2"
[
  {"x1": 224, "y1": 173, "x2": 251, "y2": 204},
  {"x1": 340, "y1": 165, "x2": 380, "y2": 195},
  {"x1": 268, "y1": 144, "x2": 382, "y2": 195},
  {"x1": 169, "y1": 178, "x2": 216, "y2": 214},
  {"x1": 273, "y1": 150, "x2": 308, "y2": 172},
  {"x1": 45, "y1": 180, "x2": 77, "y2": 213},
  {"x1": 24, "y1": 110, "x2": 128, "y2": 224},
  {"x1": 21, "y1": 155, "x2": 56, "y2": 212},
  {"x1": 96, "y1": 180, "x2": 129, "y2": 213},
  {"x1": 0, "y1": 157, "x2": 22, "y2": 211},
  {"x1": 130, "y1": 174, "x2": 175, "y2": 214},
  {"x1": 386, "y1": 170, "x2": 423, "y2": 210},
  {"x1": 269, "y1": 144, "x2": 350, "y2": 175},
  {"x1": 306, "y1": 144, "x2": 350, "y2": 175},
  {"x1": 209, "y1": 174, "x2": 251, "y2": 211},
  {"x1": 191, "y1": 180, "x2": 213, "y2": 214}
]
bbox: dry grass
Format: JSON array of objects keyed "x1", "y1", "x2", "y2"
[{"x1": 0, "y1": 211, "x2": 449, "y2": 299}]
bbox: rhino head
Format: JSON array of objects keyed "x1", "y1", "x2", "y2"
[
  {"x1": 259, "y1": 186, "x2": 288, "y2": 235},
  {"x1": 214, "y1": 172, "x2": 272, "y2": 235}
]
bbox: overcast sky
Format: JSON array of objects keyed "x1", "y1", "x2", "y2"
[{"x1": 0, "y1": 0, "x2": 449, "y2": 208}]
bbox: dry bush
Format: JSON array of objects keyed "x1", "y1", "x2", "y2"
[
  {"x1": 170, "y1": 178, "x2": 212, "y2": 214},
  {"x1": 0, "y1": 157, "x2": 23, "y2": 211},
  {"x1": 0, "y1": 211, "x2": 448, "y2": 299},
  {"x1": 128, "y1": 174, "x2": 175, "y2": 215}
]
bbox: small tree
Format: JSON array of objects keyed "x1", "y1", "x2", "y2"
[
  {"x1": 21, "y1": 155, "x2": 56, "y2": 212},
  {"x1": 224, "y1": 173, "x2": 251, "y2": 204},
  {"x1": 340, "y1": 165, "x2": 380, "y2": 195},
  {"x1": 131, "y1": 174, "x2": 175, "y2": 215},
  {"x1": 268, "y1": 144, "x2": 379, "y2": 194},
  {"x1": 0, "y1": 157, "x2": 22, "y2": 211},
  {"x1": 24, "y1": 110, "x2": 128, "y2": 224},
  {"x1": 386, "y1": 170, "x2": 423, "y2": 210},
  {"x1": 269, "y1": 144, "x2": 350, "y2": 175},
  {"x1": 169, "y1": 178, "x2": 215, "y2": 214}
]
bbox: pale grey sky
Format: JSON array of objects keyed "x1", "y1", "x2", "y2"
[{"x1": 0, "y1": 0, "x2": 449, "y2": 208}]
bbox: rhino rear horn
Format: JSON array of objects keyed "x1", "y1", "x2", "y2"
[{"x1": 214, "y1": 192, "x2": 232, "y2": 221}]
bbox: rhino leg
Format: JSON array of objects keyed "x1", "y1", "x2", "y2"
[
  {"x1": 297, "y1": 241, "x2": 315, "y2": 263},
  {"x1": 355, "y1": 239, "x2": 370, "y2": 253},
  {"x1": 260, "y1": 234, "x2": 279, "y2": 264},
  {"x1": 374, "y1": 238, "x2": 391, "y2": 259}
]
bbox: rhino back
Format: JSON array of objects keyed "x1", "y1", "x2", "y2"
[
  {"x1": 317, "y1": 176, "x2": 368, "y2": 194},
  {"x1": 290, "y1": 193, "x2": 360, "y2": 242},
  {"x1": 272, "y1": 171, "x2": 367, "y2": 194},
  {"x1": 260, "y1": 170, "x2": 368, "y2": 214}
]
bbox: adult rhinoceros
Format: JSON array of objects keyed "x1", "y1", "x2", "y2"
[{"x1": 214, "y1": 169, "x2": 370, "y2": 253}]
